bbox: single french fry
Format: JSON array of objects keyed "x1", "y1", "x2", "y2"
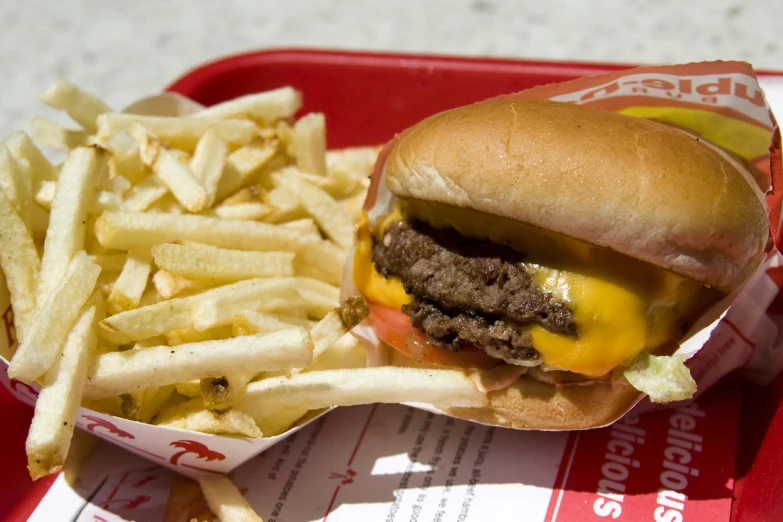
[
  {"x1": 84, "y1": 328, "x2": 313, "y2": 398},
  {"x1": 88, "y1": 252, "x2": 127, "y2": 272},
  {"x1": 190, "y1": 128, "x2": 227, "y2": 208},
  {"x1": 102, "y1": 128, "x2": 146, "y2": 183},
  {"x1": 107, "y1": 251, "x2": 151, "y2": 314},
  {"x1": 240, "y1": 367, "x2": 488, "y2": 420},
  {"x1": 3, "y1": 130, "x2": 59, "y2": 183},
  {"x1": 36, "y1": 146, "x2": 101, "y2": 308},
  {"x1": 279, "y1": 172, "x2": 354, "y2": 248},
  {"x1": 94, "y1": 211, "x2": 345, "y2": 284},
  {"x1": 154, "y1": 148, "x2": 207, "y2": 212},
  {"x1": 152, "y1": 270, "x2": 214, "y2": 299},
  {"x1": 280, "y1": 218, "x2": 321, "y2": 238},
  {"x1": 0, "y1": 189, "x2": 41, "y2": 340},
  {"x1": 26, "y1": 304, "x2": 97, "y2": 480},
  {"x1": 292, "y1": 113, "x2": 327, "y2": 176},
  {"x1": 152, "y1": 243, "x2": 294, "y2": 281},
  {"x1": 222, "y1": 185, "x2": 262, "y2": 205},
  {"x1": 198, "y1": 476, "x2": 264, "y2": 522},
  {"x1": 196, "y1": 86, "x2": 302, "y2": 124},
  {"x1": 165, "y1": 325, "x2": 232, "y2": 346},
  {"x1": 232, "y1": 310, "x2": 298, "y2": 336},
  {"x1": 39, "y1": 80, "x2": 112, "y2": 133},
  {"x1": 148, "y1": 193, "x2": 184, "y2": 214},
  {"x1": 97, "y1": 113, "x2": 257, "y2": 151},
  {"x1": 215, "y1": 141, "x2": 277, "y2": 202},
  {"x1": 207, "y1": 202, "x2": 274, "y2": 221},
  {"x1": 30, "y1": 117, "x2": 90, "y2": 152},
  {"x1": 307, "y1": 333, "x2": 367, "y2": 372},
  {"x1": 122, "y1": 174, "x2": 169, "y2": 211},
  {"x1": 9, "y1": 252, "x2": 100, "y2": 383},
  {"x1": 0, "y1": 143, "x2": 32, "y2": 231}
]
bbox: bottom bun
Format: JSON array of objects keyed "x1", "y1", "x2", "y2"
[{"x1": 382, "y1": 344, "x2": 643, "y2": 430}]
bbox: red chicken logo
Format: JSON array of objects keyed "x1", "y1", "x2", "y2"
[
  {"x1": 169, "y1": 440, "x2": 226, "y2": 471},
  {"x1": 83, "y1": 415, "x2": 135, "y2": 439}
]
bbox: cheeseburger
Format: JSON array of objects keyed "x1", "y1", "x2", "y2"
[{"x1": 348, "y1": 99, "x2": 770, "y2": 430}]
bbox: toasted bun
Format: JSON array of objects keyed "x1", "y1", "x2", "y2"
[
  {"x1": 385, "y1": 99, "x2": 769, "y2": 291},
  {"x1": 383, "y1": 344, "x2": 641, "y2": 430}
]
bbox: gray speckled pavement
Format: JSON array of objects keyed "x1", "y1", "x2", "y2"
[{"x1": 0, "y1": 0, "x2": 781, "y2": 137}]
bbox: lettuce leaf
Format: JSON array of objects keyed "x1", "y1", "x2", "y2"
[{"x1": 623, "y1": 351, "x2": 696, "y2": 403}]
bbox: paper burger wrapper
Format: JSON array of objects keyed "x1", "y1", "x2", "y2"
[
  {"x1": 0, "y1": 93, "x2": 328, "y2": 478},
  {"x1": 348, "y1": 61, "x2": 783, "y2": 428}
]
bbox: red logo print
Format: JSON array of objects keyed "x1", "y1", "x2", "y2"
[
  {"x1": 329, "y1": 469, "x2": 357, "y2": 485},
  {"x1": 101, "y1": 495, "x2": 151, "y2": 510},
  {"x1": 9, "y1": 379, "x2": 38, "y2": 403},
  {"x1": 83, "y1": 415, "x2": 135, "y2": 439},
  {"x1": 169, "y1": 440, "x2": 226, "y2": 473}
]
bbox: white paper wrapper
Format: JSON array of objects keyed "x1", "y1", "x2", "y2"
[
  {"x1": 0, "y1": 93, "x2": 327, "y2": 477},
  {"x1": 348, "y1": 61, "x2": 783, "y2": 427}
]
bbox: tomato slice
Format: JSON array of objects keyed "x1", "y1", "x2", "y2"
[{"x1": 368, "y1": 303, "x2": 502, "y2": 370}]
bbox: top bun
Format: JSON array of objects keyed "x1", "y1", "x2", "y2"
[{"x1": 385, "y1": 100, "x2": 769, "y2": 291}]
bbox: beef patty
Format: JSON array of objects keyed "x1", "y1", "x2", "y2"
[{"x1": 372, "y1": 219, "x2": 577, "y2": 364}]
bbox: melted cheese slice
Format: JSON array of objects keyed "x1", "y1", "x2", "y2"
[{"x1": 353, "y1": 203, "x2": 706, "y2": 378}]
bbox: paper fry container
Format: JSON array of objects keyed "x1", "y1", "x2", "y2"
[
  {"x1": 350, "y1": 60, "x2": 783, "y2": 427},
  {"x1": 0, "y1": 94, "x2": 327, "y2": 479}
]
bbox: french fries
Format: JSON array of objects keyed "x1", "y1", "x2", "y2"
[{"x1": 4, "y1": 80, "x2": 493, "y2": 495}]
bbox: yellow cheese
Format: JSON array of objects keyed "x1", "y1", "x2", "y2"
[
  {"x1": 353, "y1": 214, "x2": 413, "y2": 310},
  {"x1": 353, "y1": 203, "x2": 706, "y2": 378},
  {"x1": 524, "y1": 266, "x2": 700, "y2": 377}
]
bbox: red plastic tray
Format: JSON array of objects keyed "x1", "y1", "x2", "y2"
[{"x1": 3, "y1": 49, "x2": 782, "y2": 521}]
